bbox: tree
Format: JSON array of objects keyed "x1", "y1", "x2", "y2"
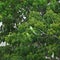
[{"x1": 0, "y1": 0, "x2": 60, "y2": 60}]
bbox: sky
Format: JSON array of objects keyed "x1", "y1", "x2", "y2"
[
  {"x1": 0, "y1": 22, "x2": 2, "y2": 27},
  {"x1": 0, "y1": 41, "x2": 9, "y2": 46}
]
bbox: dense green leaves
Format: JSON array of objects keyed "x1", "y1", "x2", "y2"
[{"x1": 0, "y1": 0, "x2": 60, "y2": 60}]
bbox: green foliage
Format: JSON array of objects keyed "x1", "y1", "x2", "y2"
[
  {"x1": 0, "y1": 0, "x2": 60, "y2": 60},
  {"x1": 50, "y1": 0, "x2": 60, "y2": 13}
]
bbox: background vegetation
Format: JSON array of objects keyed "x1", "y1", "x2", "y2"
[{"x1": 0, "y1": 0, "x2": 60, "y2": 60}]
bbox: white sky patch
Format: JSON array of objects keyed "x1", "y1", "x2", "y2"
[
  {"x1": 13, "y1": 23, "x2": 16, "y2": 28},
  {"x1": 0, "y1": 22, "x2": 2, "y2": 27},
  {"x1": 58, "y1": 0, "x2": 60, "y2": 3},
  {"x1": 56, "y1": 56, "x2": 59, "y2": 60},
  {"x1": 45, "y1": 56, "x2": 50, "y2": 59},
  {"x1": 47, "y1": 2, "x2": 51, "y2": 6},
  {"x1": 40, "y1": 12, "x2": 42, "y2": 16},
  {"x1": 23, "y1": 16, "x2": 26, "y2": 20},
  {"x1": 17, "y1": 10, "x2": 21, "y2": 13},
  {"x1": 51, "y1": 52, "x2": 54, "y2": 58},
  {"x1": 0, "y1": 41, "x2": 9, "y2": 47},
  {"x1": 21, "y1": 19, "x2": 24, "y2": 22}
]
